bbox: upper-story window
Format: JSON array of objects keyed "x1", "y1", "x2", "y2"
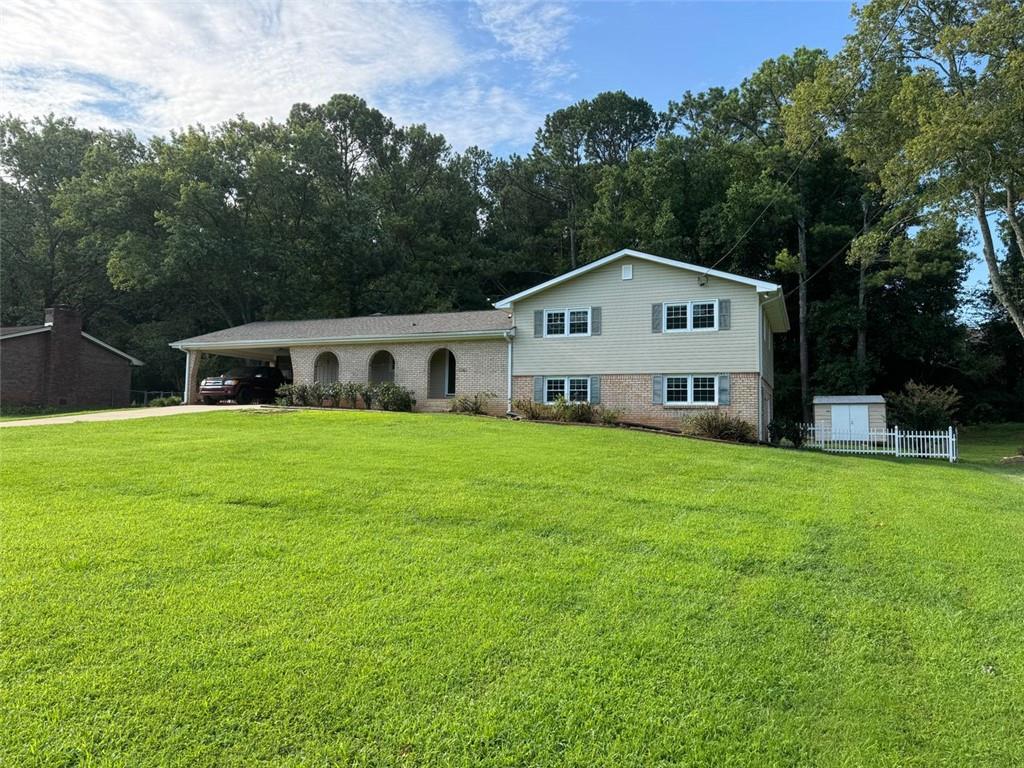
[
  {"x1": 545, "y1": 307, "x2": 590, "y2": 337},
  {"x1": 664, "y1": 300, "x2": 718, "y2": 332}
]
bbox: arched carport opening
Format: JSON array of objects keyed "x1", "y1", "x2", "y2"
[
  {"x1": 428, "y1": 348, "x2": 456, "y2": 398},
  {"x1": 313, "y1": 352, "x2": 339, "y2": 384},
  {"x1": 368, "y1": 350, "x2": 395, "y2": 385}
]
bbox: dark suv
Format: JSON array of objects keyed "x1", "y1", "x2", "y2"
[{"x1": 199, "y1": 366, "x2": 286, "y2": 404}]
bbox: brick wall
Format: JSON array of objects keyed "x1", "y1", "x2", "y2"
[
  {"x1": 75, "y1": 339, "x2": 133, "y2": 407},
  {"x1": 290, "y1": 339, "x2": 509, "y2": 416},
  {"x1": 0, "y1": 333, "x2": 48, "y2": 405},
  {"x1": 512, "y1": 372, "x2": 761, "y2": 430}
]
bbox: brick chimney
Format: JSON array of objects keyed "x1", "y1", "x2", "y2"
[{"x1": 43, "y1": 305, "x2": 82, "y2": 406}]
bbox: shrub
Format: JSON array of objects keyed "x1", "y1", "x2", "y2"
[
  {"x1": 450, "y1": 391, "x2": 495, "y2": 415},
  {"x1": 767, "y1": 417, "x2": 809, "y2": 447},
  {"x1": 886, "y1": 380, "x2": 960, "y2": 429},
  {"x1": 370, "y1": 382, "x2": 415, "y2": 412},
  {"x1": 275, "y1": 383, "x2": 297, "y2": 406},
  {"x1": 305, "y1": 382, "x2": 329, "y2": 407},
  {"x1": 595, "y1": 406, "x2": 622, "y2": 425},
  {"x1": 550, "y1": 396, "x2": 597, "y2": 423},
  {"x1": 512, "y1": 399, "x2": 554, "y2": 421},
  {"x1": 338, "y1": 382, "x2": 366, "y2": 408},
  {"x1": 683, "y1": 410, "x2": 757, "y2": 442},
  {"x1": 147, "y1": 395, "x2": 182, "y2": 408}
]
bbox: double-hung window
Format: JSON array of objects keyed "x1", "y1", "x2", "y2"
[
  {"x1": 664, "y1": 375, "x2": 718, "y2": 405},
  {"x1": 544, "y1": 308, "x2": 590, "y2": 337},
  {"x1": 545, "y1": 376, "x2": 590, "y2": 403},
  {"x1": 663, "y1": 300, "x2": 718, "y2": 332}
]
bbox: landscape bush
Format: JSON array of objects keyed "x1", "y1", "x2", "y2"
[
  {"x1": 512, "y1": 399, "x2": 553, "y2": 421},
  {"x1": 275, "y1": 383, "x2": 297, "y2": 406},
  {"x1": 596, "y1": 406, "x2": 622, "y2": 425},
  {"x1": 147, "y1": 395, "x2": 182, "y2": 408},
  {"x1": 370, "y1": 382, "x2": 415, "y2": 412},
  {"x1": 684, "y1": 410, "x2": 757, "y2": 442},
  {"x1": 512, "y1": 397, "x2": 621, "y2": 425},
  {"x1": 450, "y1": 391, "x2": 495, "y2": 415},
  {"x1": 550, "y1": 397, "x2": 597, "y2": 423},
  {"x1": 887, "y1": 380, "x2": 961, "y2": 429},
  {"x1": 768, "y1": 417, "x2": 810, "y2": 448},
  {"x1": 337, "y1": 382, "x2": 366, "y2": 408}
]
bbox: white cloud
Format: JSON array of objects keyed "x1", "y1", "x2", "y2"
[
  {"x1": 0, "y1": 0, "x2": 576, "y2": 151},
  {"x1": 473, "y1": 0, "x2": 573, "y2": 71}
]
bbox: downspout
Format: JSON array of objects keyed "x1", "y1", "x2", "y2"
[
  {"x1": 503, "y1": 328, "x2": 514, "y2": 416},
  {"x1": 756, "y1": 298, "x2": 764, "y2": 442}
]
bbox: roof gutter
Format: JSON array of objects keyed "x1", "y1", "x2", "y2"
[{"x1": 169, "y1": 327, "x2": 513, "y2": 351}]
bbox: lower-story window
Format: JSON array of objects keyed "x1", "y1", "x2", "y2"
[
  {"x1": 665, "y1": 375, "x2": 719, "y2": 405},
  {"x1": 545, "y1": 376, "x2": 590, "y2": 403},
  {"x1": 692, "y1": 376, "x2": 717, "y2": 403}
]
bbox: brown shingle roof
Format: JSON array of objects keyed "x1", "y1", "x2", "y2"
[{"x1": 172, "y1": 309, "x2": 513, "y2": 347}]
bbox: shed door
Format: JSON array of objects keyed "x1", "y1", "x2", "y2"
[{"x1": 831, "y1": 404, "x2": 869, "y2": 440}]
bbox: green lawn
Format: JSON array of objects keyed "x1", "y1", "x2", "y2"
[{"x1": 2, "y1": 412, "x2": 1022, "y2": 767}]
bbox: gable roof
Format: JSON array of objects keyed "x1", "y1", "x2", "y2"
[
  {"x1": 813, "y1": 395, "x2": 886, "y2": 405},
  {"x1": 81, "y1": 332, "x2": 144, "y2": 366},
  {"x1": 171, "y1": 309, "x2": 513, "y2": 350},
  {"x1": 0, "y1": 325, "x2": 49, "y2": 340},
  {"x1": 493, "y1": 249, "x2": 782, "y2": 308},
  {"x1": 0, "y1": 325, "x2": 143, "y2": 365}
]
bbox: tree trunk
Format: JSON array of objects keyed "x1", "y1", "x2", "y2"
[
  {"x1": 1005, "y1": 186, "x2": 1024, "y2": 262},
  {"x1": 856, "y1": 198, "x2": 869, "y2": 393},
  {"x1": 568, "y1": 197, "x2": 578, "y2": 269},
  {"x1": 798, "y1": 210, "x2": 810, "y2": 421},
  {"x1": 975, "y1": 189, "x2": 1024, "y2": 339}
]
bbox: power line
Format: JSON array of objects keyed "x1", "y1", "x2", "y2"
[{"x1": 701, "y1": 0, "x2": 910, "y2": 277}]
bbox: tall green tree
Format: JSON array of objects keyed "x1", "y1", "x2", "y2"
[{"x1": 849, "y1": 0, "x2": 1024, "y2": 338}]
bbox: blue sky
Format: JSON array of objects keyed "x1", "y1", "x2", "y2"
[{"x1": 2, "y1": 1, "x2": 855, "y2": 155}]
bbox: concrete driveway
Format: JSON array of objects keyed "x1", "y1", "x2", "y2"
[{"x1": 0, "y1": 404, "x2": 260, "y2": 428}]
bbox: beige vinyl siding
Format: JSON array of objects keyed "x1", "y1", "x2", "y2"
[{"x1": 511, "y1": 257, "x2": 759, "y2": 375}]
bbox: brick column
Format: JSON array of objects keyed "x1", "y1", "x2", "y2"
[{"x1": 43, "y1": 305, "x2": 82, "y2": 407}]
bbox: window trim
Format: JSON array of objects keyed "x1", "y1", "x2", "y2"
[
  {"x1": 543, "y1": 307, "x2": 592, "y2": 338},
  {"x1": 663, "y1": 374, "x2": 719, "y2": 406},
  {"x1": 543, "y1": 376, "x2": 591, "y2": 404},
  {"x1": 663, "y1": 299, "x2": 719, "y2": 333}
]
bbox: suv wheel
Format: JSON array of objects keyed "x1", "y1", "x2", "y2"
[{"x1": 236, "y1": 387, "x2": 253, "y2": 405}]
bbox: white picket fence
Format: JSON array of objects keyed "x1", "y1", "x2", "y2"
[{"x1": 799, "y1": 424, "x2": 958, "y2": 462}]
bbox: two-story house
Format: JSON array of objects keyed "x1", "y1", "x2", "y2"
[{"x1": 171, "y1": 249, "x2": 789, "y2": 438}]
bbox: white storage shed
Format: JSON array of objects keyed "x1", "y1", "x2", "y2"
[{"x1": 813, "y1": 395, "x2": 887, "y2": 440}]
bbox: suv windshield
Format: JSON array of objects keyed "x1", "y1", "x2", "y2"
[{"x1": 224, "y1": 367, "x2": 257, "y2": 377}]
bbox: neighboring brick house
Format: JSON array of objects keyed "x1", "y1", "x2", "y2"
[
  {"x1": 170, "y1": 249, "x2": 789, "y2": 437},
  {"x1": 0, "y1": 306, "x2": 143, "y2": 409}
]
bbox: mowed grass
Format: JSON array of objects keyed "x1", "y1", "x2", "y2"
[{"x1": 2, "y1": 411, "x2": 1022, "y2": 767}]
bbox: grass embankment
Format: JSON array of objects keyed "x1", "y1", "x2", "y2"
[{"x1": 2, "y1": 412, "x2": 1021, "y2": 766}]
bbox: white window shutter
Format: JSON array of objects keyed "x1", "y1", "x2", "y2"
[
  {"x1": 534, "y1": 310, "x2": 543, "y2": 337},
  {"x1": 533, "y1": 376, "x2": 544, "y2": 403},
  {"x1": 719, "y1": 299, "x2": 730, "y2": 330},
  {"x1": 590, "y1": 376, "x2": 601, "y2": 404},
  {"x1": 591, "y1": 307, "x2": 601, "y2": 336}
]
